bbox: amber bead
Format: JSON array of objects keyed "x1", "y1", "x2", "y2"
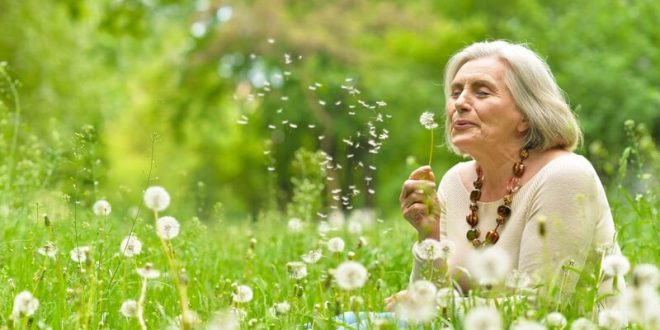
[
  {"x1": 470, "y1": 189, "x2": 481, "y2": 201},
  {"x1": 466, "y1": 228, "x2": 481, "y2": 241},
  {"x1": 503, "y1": 194, "x2": 512, "y2": 206},
  {"x1": 469, "y1": 202, "x2": 479, "y2": 211},
  {"x1": 513, "y1": 162, "x2": 526, "y2": 177},
  {"x1": 471, "y1": 239, "x2": 482, "y2": 248},
  {"x1": 485, "y1": 230, "x2": 500, "y2": 244},
  {"x1": 520, "y1": 149, "x2": 529, "y2": 159},
  {"x1": 473, "y1": 179, "x2": 483, "y2": 189},
  {"x1": 497, "y1": 205, "x2": 511, "y2": 218},
  {"x1": 496, "y1": 216, "x2": 506, "y2": 225},
  {"x1": 506, "y1": 177, "x2": 520, "y2": 192},
  {"x1": 466, "y1": 212, "x2": 479, "y2": 226}
]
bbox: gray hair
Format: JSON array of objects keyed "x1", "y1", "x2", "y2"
[{"x1": 443, "y1": 40, "x2": 582, "y2": 153}]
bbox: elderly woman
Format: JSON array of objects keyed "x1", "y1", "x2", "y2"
[{"x1": 393, "y1": 40, "x2": 621, "y2": 303}]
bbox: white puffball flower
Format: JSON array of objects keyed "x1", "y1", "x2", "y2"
[
  {"x1": 435, "y1": 287, "x2": 461, "y2": 308},
  {"x1": 327, "y1": 237, "x2": 345, "y2": 253},
  {"x1": 268, "y1": 301, "x2": 291, "y2": 317},
  {"x1": 468, "y1": 246, "x2": 512, "y2": 286},
  {"x1": 602, "y1": 254, "x2": 630, "y2": 277},
  {"x1": 120, "y1": 300, "x2": 138, "y2": 318},
  {"x1": 143, "y1": 186, "x2": 171, "y2": 211},
  {"x1": 93, "y1": 200, "x2": 112, "y2": 216},
  {"x1": 510, "y1": 320, "x2": 547, "y2": 330},
  {"x1": 328, "y1": 210, "x2": 345, "y2": 229},
  {"x1": 544, "y1": 312, "x2": 567, "y2": 328},
  {"x1": 120, "y1": 234, "x2": 142, "y2": 257},
  {"x1": 598, "y1": 309, "x2": 627, "y2": 330},
  {"x1": 347, "y1": 220, "x2": 363, "y2": 235},
  {"x1": 464, "y1": 306, "x2": 501, "y2": 330},
  {"x1": 286, "y1": 261, "x2": 308, "y2": 280},
  {"x1": 12, "y1": 291, "x2": 39, "y2": 318},
  {"x1": 334, "y1": 261, "x2": 368, "y2": 290},
  {"x1": 301, "y1": 249, "x2": 322, "y2": 264},
  {"x1": 413, "y1": 239, "x2": 445, "y2": 261},
  {"x1": 419, "y1": 111, "x2": 438, "y2": 130},
  {"x1": 207, "y1": 309, "x2": 240, "y2": 330},
  {"x1": 618, "y1": 287, "x2": 660, "y2": 325},
  {"x1": 156, "y1": 216, "x2": 180, "y2": 240},
  {"x1": 287, "y1": 218, "x2": 303, "y2": 233},
  {"x1": 37, "y1": 241, "x2": 58, "y2": 259},
  {"x1": 318, "y1": 221, "x2": 332, "y2": 236},
  {"x1": 569, "y1": 318, "x2": 598, "y2": 330},
  {"x1": 233, "y1": 285, "x2": 254, "y2": 303},
  {"x1": 70, "y1": 246, "x2": 91, "y2": 263},
  {"x1": 136, "y1": 263, "x2": 161, "y2": 279},
  {"x1": 408, "y1": 280, "x2": 437, "y2": 303},
  {"x1": 632, "y1": 263, "x2": 659, "y2": 288}
]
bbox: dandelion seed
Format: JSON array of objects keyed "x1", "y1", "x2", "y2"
[
  {"x1": 335, "y1": 101, "x2": 342, "y2": 106},
  {"x1": 569, "y1": 318, "x2": 598, "y2": 330},
  {"x1": 308, "y1": 124, "x2": 316, "y2": 128},
  {"x1": 348, "y1": 111, "x2": 356, "y2": 116},
  {"x1": 12, "y1": 291, "x2": 39, "y2": 318},
  {"x1": 598, "y1": 309, "x2": 627, "y2": 330},
  {"x1": 93, "y1": 200, "x2": 111, "y2": 216},
  {"x1": 327, "y1": 237, "x2": 345, "y2": 253},
  {"x1": 37, "y1": 241, "x2": 57, "y2": 259},
  {"x1": 544, "y1": 312, "x2": 567, "y2": 328},
  {"x1": 602, "y1": 254, "x2": 630, "y2": 277},
  {"x1": 281, "y1": 96, "x2": 289, "y2": 101},
  {"x1": 156, "y1": 216, "x2": 180, "y2": 240},
  {"x1": 301, "y1": 249, "x2": 322, "y2": 264},
  {"x1": 144, "y1": 186, "x2": 171, "y2": 212},
  {"x1": 318, "y1": 135, "x2": 325, "y2": 140},
  {"x1": 267, "y1": 38, "x2": 275, "y2": 44},
  {"x1": 286, "y1": 261, "x2": 308, "y2": 280},
  {"x1": 267, "y1": 166, "x2": 275, "y2": 172},
  {"x1": 632, "y1": 263, "x2": 658, "y2": 288},
  {"x1": 120, "y1": 234, "x2": 142, "y2": 257},
  {"x1": 136, "y1": 263, "x2": 161, "y2": 279},
  {"x1": 120, "y1": 300, "x2": 138, "y2": 318},
  {"x1": 268, "y1": 124, "x2": 276, "y2": 129},
  {"x1": 70, "y1": 246, "x2": 91, "y2": 263},
  {"x1": 287, "y1": 218, "x2": 303, "y2": 233},
  {"x1": 368, "y1": 189, "x2": 375, "y2": 194},
  {"x1": 284, "y1": 71, "x2": 291, "y2": 76},
  {"x1": 283, "y1": 53, "x2": 292, "y2": 64},
  {"x1": 464, "y1": 306, "x2": 501, "y2": 330},
  {"x1": 334, "y1": 261, "x2": 368, "y2": 290},
  {"x1": 233, "y1": 285, "x2": 253, "y2": 303}
]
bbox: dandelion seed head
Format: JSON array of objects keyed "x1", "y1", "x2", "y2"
[
  {"x1": 232, "y1": 285, "x2": 253, "y2": 303},
  {"x1": 286, "y1": 261, "x2": 308, "y2": 280},
  {"x1": 301, "y1": 249, "x2": 322, "y2": 264},
  {"x1": 464, "y1": 306, "x2": 502, "y2": 330},
  {"x1": 120, "y1": 234, "x2": 142, "y2": 257},
  {"x1": 328, "y1": 210, "x2": 345, "y2": 229},
  {"x1": 598, "y1": 309, "x2": 627, "y2": 330},
  {"x1": 511, "y1": 320, "x2": 547, "y2": 330},
  {"x1": 618, "y1": 287, "x2": 660, "y2": 325},
  {"x1": 70, "y1": 246, "x2": 91, "y2": 263},
  {"x1": 334, "y1": 261, "x2": 368, "y2": 290},
  {"x1": 287, "y1": 218, "x2": 303, "y2": 233},
  {"x1": 544, "y1": 312, "x2": 567, "y2": 327},
  {"x1": 469, "y1": 246, "x2": 512, "y2": 286},
  {"x1": 136, "y1": 263, "x2": 161, "y2": 279},
  {"x1": 318, "y1": 221, "x2": 331, "y2": 236},
  {"x1": 208, "y1": 309, "x2": 240, "y2": 330},
  {"x1": 569, "y1": 318, "x2": 598, "y2": 330},
  {"x1": 12, "y1": 290, "x2": 39, "y2": 317},
  {"x1": 327, "y1": 237, "x2": 345, "y2": 253},
  {"x1": 144, "y1": 186, "x2": 171, "y2": 211},
  {"x1": 602, "y1": 254, "x2": 630, "y2": 277},
  {"x1": 120, "y1": 300, "x2": 138, "y2": 318},
  {"x1": 409, "y1": 280, "x2": 437, "y2": 303},
  {"x1": 156, "y1": 216, "x2": 180, "y2": 240},
  {"x1": 93, "y1": 200, "x2": 111, "y2": 216},
  {"x1": 632, "y1": 263, "x2": 659, "y2": 288},
  {"x1": 419, "y1": 111, "x2": 438, "y2": 130},
  {"x1": 37, "y1": 241, "x2": 58, "y2": 259}
]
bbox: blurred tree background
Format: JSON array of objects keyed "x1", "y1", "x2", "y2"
[{"x1": 1, "y1": 0, "x2": 658, "y2": 220}]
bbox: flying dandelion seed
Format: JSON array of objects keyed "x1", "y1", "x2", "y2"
[
  {"x1": 120, "y1": 300, "x2": 138, "y2": 318},
  {"x1": 37, "y1": 241, "x2": 57, "y2": 259},
  {"x1": 156, "y1": 216, "x2": 180, "y2": 240},
  {"x1": 136, "y1": 263, "x2": 161, "y2": 279},
  {"x1": 327, "y1": 237, "x2": 345, "y2": 253},
  {"x1": 267, "y1": 38, "x2": 275, "y2": 44},
  {"x1": 267, "y1": 166, "x2": 275, "y2": 172},
  {"x1": 120, "y1": 234, "x2": 142, "y2": 258},
  {"x1": 144, "y1": 186, "x2": 171, "y2": 212},
  {"x1": 12, "y1": 291, "x2": 39, "y2": 318},
  {"x1": 284, "y1": 54, "x2": 292, "y2": 64},
  {"x1": 92, "y1": 200, "x2": 112, "y2": 216},
  {"x1": 233, "y1": 285, "x2": 253, "y2": 303},
  {"x1": 308, "y1": 124, "x2": 316, "y2": 128},
  {"x1": 334, "y1": 261, "x2": 368, "y2": 290},
  {"x1": 70, "y1": 246, "x2": 91, "y2": 263}
]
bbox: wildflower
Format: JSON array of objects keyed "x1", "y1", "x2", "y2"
[
  {"x1": 334, "y1": 261, "x2": 368, "y2": 290},
  {"x1": 93, "y1": 200, "x2": 112, "y2": 216},
  {"x1": 37, "y1": 241, "x2": 58, "y2": 259},
  {"x1": 506, "y1": 270, "x2": 533, "y2": 290},
  {"x1": 348, "y1": 208, "x2": 375, "y2": 229},
  {"x1": 136, "y1": 263, "x2": 161, "y2": 279},
  {"x1": 510, "y1": 320, "x2": 546, "y2": 330},
  {"x1": 618, "y1": 287, "x2": 660, "y2": 325},
  {"x1": 435, "y1": 287, "x2": 461, "y2": 308},
  {"x1": 143, "y1": 186, "x2": 171, "y2": 211},
  {"x1": 464, "y1": 306, "x2": 501, "y2": 330},
  {"x1": 70, "y1": 246, "x2": 91, "y2": 263},
  {"x1": 120, "y1": 234, "x2": 142, "y2": 257},
  {"x1": 12, "y1": 291, "x2": 39, "y2": 318},
  {"x1": 207, "y1": 310, "x2": 240, "y2": 330},
  {"x1": 569, "y1": 318, "x2": 597, "y2": 330},
  {"x1": 468, "y1": 246, "x2": 512, "y2": 286},
  {"x1": 413, "y1": 239, "x2": 449, "y2": 261},
  {"x1": 328, "y1": 210, "x2": 345, "y2": 229},
  {"x1": 602, "y1": 254, "x2": 630, "y2": 277},
  {"x1": 301, "y1": 249, "x2": 322, "y2": 264},
  {"x1": 419, "y1": 111, "x2": 438, "y2": 130},
  {"x1": 286, "y1": 261, "x2": 308, "y2": 280},
  {"x1": 176, "y1": 310, "x2": 202, "y2": 327},
  {"x1": 156, "y1": 216, "x2": 180, "y2": 240},
  {"x1": 598, "y1": 309, "x2": 627, "y2": 330},
  {"x1": 632, "y1": 263, "x2": 659, "y2": 288},
  {"x1": 268, "y1": 301, "x2": 291, "y2": 317},
  {"x1": 543, "y1": 312, "x2": 567, "y2": 328},
  {"x1": 120, "y1": 300, "x2": 138, "y2": 318},
  {"x1": 327, "y1": 237, "x2": 345, "y2": 253},
  {"x1": 318, "y1": 221, "x2": 332, "y2": 236},
  {"x1": 395, "y1": 293, "x2": 437, "y2": 324},
  {"x1": 408, "y1": 280, "x2": 437, "y2": 303},
  {"x1": 287, "y1": 218, "x2": 303, "y2": 233},
  {"x1": 233, "y1": 285, "x2": 253, "y2": 303}
]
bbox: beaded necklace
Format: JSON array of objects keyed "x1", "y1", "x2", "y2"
[{"x1": 466, "y1": 149, "x2": 529, "y2": 247}]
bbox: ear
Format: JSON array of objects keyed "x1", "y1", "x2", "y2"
[{"x1": 516, "y1": 116, "x2": 529, "y2": 133}]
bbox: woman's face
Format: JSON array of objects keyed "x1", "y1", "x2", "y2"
[{"x1": 446, "y1": 56, "x2": 528, "y2": 154}]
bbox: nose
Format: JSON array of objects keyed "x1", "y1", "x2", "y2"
[{"x1": 454, "y1": 90, "x2": 470, "y2": 113}]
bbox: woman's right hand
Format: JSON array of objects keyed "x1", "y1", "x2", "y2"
[{"x1": 399, "y1": 165, "x2": 440, "y2": 241}]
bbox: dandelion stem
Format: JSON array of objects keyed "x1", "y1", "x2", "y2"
[
  {"x1": 428, "y1": 129, "x2": 434, "y2": 166},
  {"x1": 137, "y1": 277, "x2": 148, "y2": 330}
]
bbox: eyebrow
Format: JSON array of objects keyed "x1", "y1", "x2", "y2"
[{"x1": 450, "y1": 79, "x2": 498, "y2": 91}]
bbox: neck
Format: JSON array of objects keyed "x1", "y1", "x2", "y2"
[{"x1": 471, "y1": 145, "x2": 525, "y2": 201}]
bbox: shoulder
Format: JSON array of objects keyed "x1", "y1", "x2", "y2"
[{"x1": 530, "y1": 152, "x2": 603, "y2": 195}]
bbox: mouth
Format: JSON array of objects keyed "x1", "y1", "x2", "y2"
[{"x1": 452, "y1": 119, "x2": 476, "y2": 130}]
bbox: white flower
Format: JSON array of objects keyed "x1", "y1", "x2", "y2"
[
  {"x1": 435, "y1": 287, "x2": 461, "y2": 308},
  {"x1": 120, "y1": 300, "x2": 138, "y2": 318},
  {"x1": 37, "y1": 241, "x2": 58, "y2": 259},
  {"x1": 618, "y1": 287, "x2": 660, "y2": 325},
  {"x1": 156, "y1": 216, "x2": 180, "y2": 240},
  {"x1": 334, "y1": 261, "x2": 368, "y2": 290},
  {"x1": 598, "y1": 309, "x2": 627, "y2": 330},
  {"x1": 207, "y1": 310, "x2": 240, "y2": 330},
  {"x1": 347, "y1": 208, "x2": 375, "y2": 228},
  {"x1": 506, "y1": 270, "x2": 533, "y2": 290},
  {"x1": 511, "y1": 319, "x2": 547, "y2": 330},
  {"x1": 464, "y1": 306, "x2": 501, "y2": 330},
  {"x1": 301, "y1": 249, "x2": 322, "y2": 264},
  {"x1": 268, "y1": 301, "x2": 291, "y2": 317},
  {"x1": 93, "y1": 200, "x2": 112, "y2": 216},
  {"x1": 569, "y1": 318, "x2": 597, "y2": 330},
  {"x1": 544, "y1": 312, "x2": 567, "y2": 328},
  {"x1": 632, "y1": 263, "x2": 659, "y2": 288},
  {"x1": 414, "y1": 239, "x2": 443, "y2": 261},
  {"x1": 287, "y1": 218, "x2": 303, "y2": 233},
  {"x1": 120, "y1": 234, "x2": 142, "y2": 257},
  {"x1": 409, "y1": 280, "x2": 437, "y2": 303},
  {"x1": 233, "y1": 285, "x2": 253, "y2": 303},
  {"x1": 419, "y1": 111, "x2": 438, "y2": 130},
  {"x1": 327, "y1": 237, "x2": 345, "y2": 253},
  {"x1": 70, "y1": 246, "x2": 91, "y2": 263},
  {"x1": 286, "y1": 261, "x2": 308, "y2": 280},
  {"x1": 395, "y1": 290, "x2": 437, "y2": 324},
  {"x1": 144, "y1": 186, "x2": 171, "y2": 211},
  {"x1": 468, "y1": 246, "x2": 511, "y2": 286},
  {"x1": 136, "y1": 263, "x2": 161, "y2": 279},
  {"x1": 12, "y1": 291, "x2": 39, "y2": 317},
  {"x1": 602, "y1": 254, "x2": 630, "y2": 277},
  {"x1": 328, "y1": 210, "x2": 345, "y2": 230},
  {"x1": 317, "y1": 221, "x2": 332, "y2": 236}
]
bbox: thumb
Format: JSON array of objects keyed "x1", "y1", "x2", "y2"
[{"x1": 409, "y1": 165, "x2": 436, "y2": 182}]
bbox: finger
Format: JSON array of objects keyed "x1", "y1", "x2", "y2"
[
  {"x1": 409, "y1": 165, "x2": 436, "y2": 182},
  {"x1": 400, "y1": 180, "x2": 436, "y2": 202}
]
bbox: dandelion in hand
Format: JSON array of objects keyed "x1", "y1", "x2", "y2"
[{"x1": 419, "y1": 111, "x2": 438, "y2": 165}]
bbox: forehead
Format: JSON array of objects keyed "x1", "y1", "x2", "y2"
[{"x1": 452, "y1": 56, "x2": 509, "y2": 84}]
